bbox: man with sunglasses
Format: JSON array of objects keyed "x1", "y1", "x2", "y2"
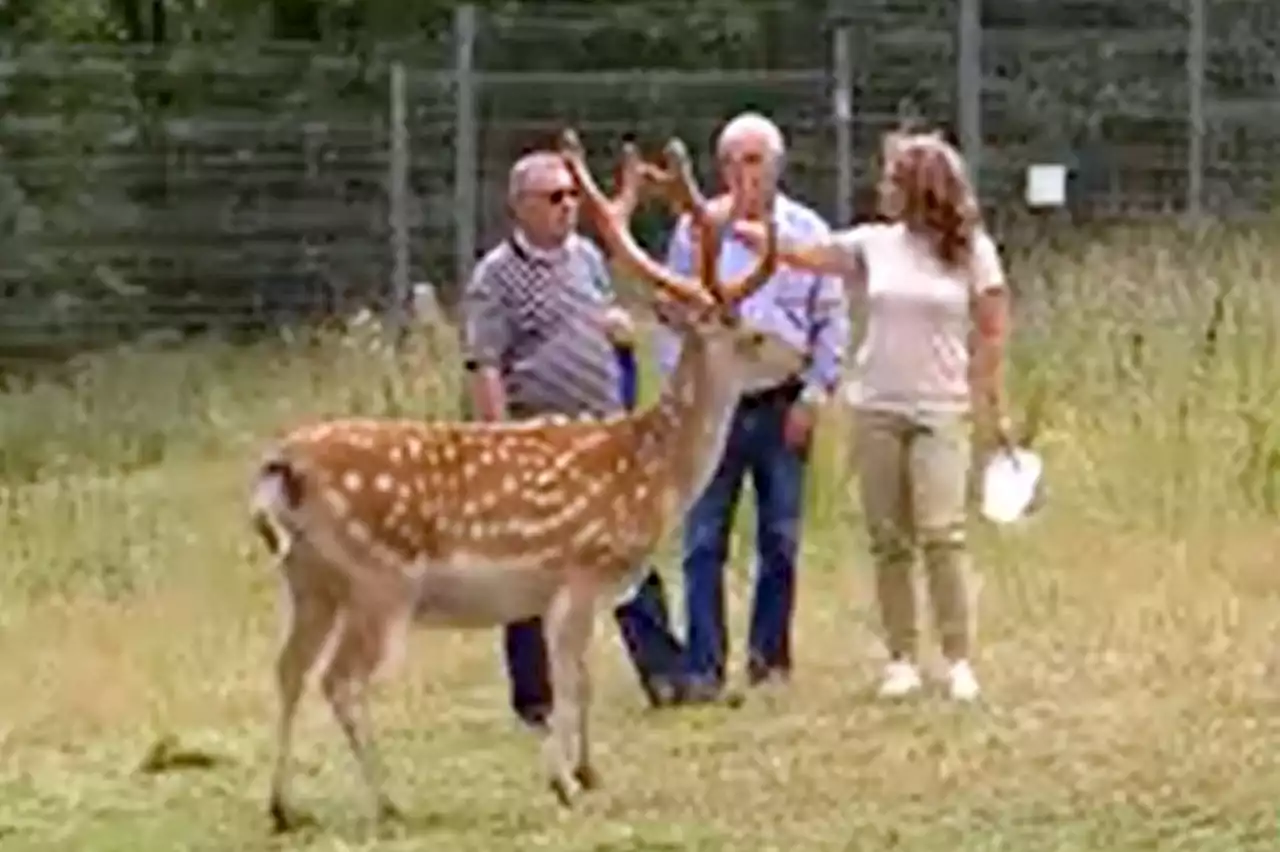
[
  {"x1": 461, "y1": 150, "x2": 686, "y2": 729},
  {"x1": 655, "y1": 112, "x2": 850, "y2": 704}
]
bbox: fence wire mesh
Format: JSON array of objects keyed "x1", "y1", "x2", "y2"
[{"x1": 1, "y1": 0, "x2": 1278, "y2": 362}]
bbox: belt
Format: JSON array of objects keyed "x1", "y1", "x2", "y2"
[{"x1": 738, "y1": 379, "x2": 803, "y2": 410}]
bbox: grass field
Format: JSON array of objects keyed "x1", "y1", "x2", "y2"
[{"x1": 2, "y1": 224, "x2": 1280, "y2": 851}]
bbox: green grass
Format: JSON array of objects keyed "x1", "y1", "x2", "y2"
[{"x1": 2, "y1": 224, "x2": 1280, "y2": 850}]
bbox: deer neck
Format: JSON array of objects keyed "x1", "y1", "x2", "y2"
[{"x1": 635, "y1": 330, "x2": 741, "y2": 517}]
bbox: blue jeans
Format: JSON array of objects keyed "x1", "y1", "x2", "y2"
[
  {"x1": 681, "y1": 383, "x2": 808, "y2": 691},
  {"x1": 502, "y1": 345, "x2": 684, "y2": 721}
]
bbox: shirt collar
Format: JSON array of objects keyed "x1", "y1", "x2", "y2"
[
  {"x1": 512, "y1": 229, "x2": 571, "y2": 265},
  {"x1": 712, "y1": 192, "x2": 792, "y2": 227}
]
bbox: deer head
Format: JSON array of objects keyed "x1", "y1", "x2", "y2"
[{"x1": 558, "y1": 130, "x2": 804, "y2": 397}]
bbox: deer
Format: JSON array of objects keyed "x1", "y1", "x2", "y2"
[{"x1": 247, "y1": 127, "x2": 804, "y2": 833}]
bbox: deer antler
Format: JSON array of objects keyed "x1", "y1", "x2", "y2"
[
  {"x1": 607, "y1": 139, "x2": 677, "y2": 223},
  {"x1": 658, "y1": 138, "x2": 777, "y2": 307},
  {"x1": 655, "y1": 139, "x2": 720, "y2": 300},
  {"x1": 560, "y1": 129, "x2": 777, "y2": 312},
  {"x1": 559, "y1": 129, "x2": 716, "y2": 309}
]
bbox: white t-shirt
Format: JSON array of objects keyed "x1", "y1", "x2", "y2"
[{"x1": 830, "y1": 222, "x2": 1006, "y2": 415}]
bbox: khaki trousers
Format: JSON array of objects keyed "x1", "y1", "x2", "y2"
[{"x1": 852, "y1": 407, "x2": 976, "y2": 662}]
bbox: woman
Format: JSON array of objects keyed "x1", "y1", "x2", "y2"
[{"x1": 731, "y1": 127, "x2": 1012, "y2": 701}]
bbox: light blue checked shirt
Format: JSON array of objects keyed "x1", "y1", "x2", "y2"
[{"x1": 653, "y1": 192, "x2": 850, "y2": 398}]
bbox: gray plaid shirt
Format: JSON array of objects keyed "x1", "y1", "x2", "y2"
[{"x1": 462, "y1": 231, "x2": 622, "y2": 419}]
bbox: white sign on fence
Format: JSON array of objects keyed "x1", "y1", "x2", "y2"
[{"x1": 1025, "y1": 163, "x2": 1068, "y2": 208}]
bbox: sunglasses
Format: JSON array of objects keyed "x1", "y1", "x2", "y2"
[{"x1": 537, "y1": 187, "x2": 580, "y2": 205}]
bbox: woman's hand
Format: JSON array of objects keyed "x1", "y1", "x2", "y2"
[
  {"x1": 729, "y1": 219, "x2": 770, "y2": 252},
  {"x1": 706, "y1": 193, "x2": 737, "y2": 228},
  {"x1": 992, "y1": 412, "x2": 1017, "y2": 453}
]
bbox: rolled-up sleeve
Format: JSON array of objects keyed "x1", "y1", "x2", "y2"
[
  {"x1": 972, "y1": 229, "x2": 1008, "y2": 293},
  {"x1": 460, "y1": 258, "x2": 510, "y2": 370},
  {"x1": 803, "y1": 268, "x2": 850, "y2": 393},
  {"x1": 798, "y1": 218, "x2": 851, "y2": 395},
  {"x1": 579, "y1": 237, "x2": 617, "y2": 302}
]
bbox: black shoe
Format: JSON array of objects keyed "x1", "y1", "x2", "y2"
[
  {"x1": 674, "y1": 675, "x2": 724, "y2": 706},
  {"x1": 516, "y1": 705, "x2": 550, "y2": 732},
  {"x1": 746, "y1": 660, "x2": 791, "y2": 688},
  {"x1": 642, "y1": 676, "x2": 682, "y2": 709}
]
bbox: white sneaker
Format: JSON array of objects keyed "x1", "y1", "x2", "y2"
[
  {"x1": 877, "y1": 660, "x2": 923, "y2": 698},
  {"x1": 946, "y1": 660, "x2": 981, "y2": 702}
]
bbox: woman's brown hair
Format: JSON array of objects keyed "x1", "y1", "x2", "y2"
[{"x1": 875, "y1": 127, "x2": 981, "y2": 269}]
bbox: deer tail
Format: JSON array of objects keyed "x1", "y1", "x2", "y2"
[{"x1": 250, "y1": 453, "x2": 305, "y2": 557}]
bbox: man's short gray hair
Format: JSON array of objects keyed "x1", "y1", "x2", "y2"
[
  {"x1": 507, "y1": 151, "x2": 567, "y2": 203},
  {"x1": 716, "y1": 112, "x2": 787, "y2": 163}
]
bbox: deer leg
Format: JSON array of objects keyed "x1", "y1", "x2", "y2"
[
  {"x1": 319, "y1": 605, "x2": 404, "y2": 827},
  {"x1": 541, "y1": 584, "x2": 598, "y2": 806},
  {"x1": 571, "y1": 651, "x2": 600, "y2": 792},
  {"x1": 268, "y1": 577, "x2": 340, "y2": 834}
]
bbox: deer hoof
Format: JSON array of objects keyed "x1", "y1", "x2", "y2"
[
  {"x1": 548, "y1": 774, "x2": 581, "y2": 808},
  {"x1": 268, "y1": 796, "x2": 316, "y2": 835},
  {"x1": 573, "y1": 763, "x2": 603, "y2": 791},
  {"x1": 376, "y1": 799, "x2": 405, "y2": 826},
  {"x1": 373, "y1": 800, "x2": 408, "y2": 839}
]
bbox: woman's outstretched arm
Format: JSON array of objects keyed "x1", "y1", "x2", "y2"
[{"x1": 729, "y1": 219, "x2": 872, "y2": 278}]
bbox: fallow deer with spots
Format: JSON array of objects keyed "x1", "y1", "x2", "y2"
[{"x1": 248, "y1": 127, "x2": 805, "y2": 832}]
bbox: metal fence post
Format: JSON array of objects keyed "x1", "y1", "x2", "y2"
[
  {"x1": 830, "y1": 19, "x2": 854, "y2": 227},
  {"x1": 453, "y1": 4, "x2": 479, "y2": 292},
  {"x1": 956, "y1": 0, "x2": 982, "y2": 190},
  {"x1": 1186, "y1": 0, "x2": 1206, "y2": 220},
  {"x1": 388, "y1": 60, "x2": 411, "y2": 333}
]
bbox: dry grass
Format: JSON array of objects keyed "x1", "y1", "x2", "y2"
[{"x1": 2, "y1": 224, "x2": 1280, "y2": 850}]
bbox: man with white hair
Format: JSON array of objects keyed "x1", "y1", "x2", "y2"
[
  {"x1": 461, "y1": 150, "x2": 686, "y2": 726},
  {"x1": 655, "y1": 112, "x2": 850, "y2": 703}
]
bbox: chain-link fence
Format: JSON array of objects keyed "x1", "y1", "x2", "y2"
[{"x1": 1, "y1": 0, "x2": 1277, "y2": 362}]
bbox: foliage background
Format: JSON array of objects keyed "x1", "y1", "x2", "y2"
[{"x1": 2, "y1": 0, "x2": 1278, "y2": 365}]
